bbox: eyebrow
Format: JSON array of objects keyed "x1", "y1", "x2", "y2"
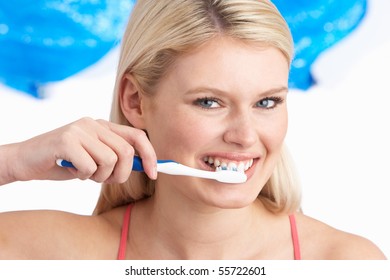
[
  {"x1": 184, "y1": 86, "x2": 288, "y2": 97},
  {"x1": 258, "y1": 86, "x2": 289, "y2": 96}
]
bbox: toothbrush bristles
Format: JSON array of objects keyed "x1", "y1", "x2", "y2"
[{"x1": 216, "y1": 166, "x2": 240, "y2": 172}]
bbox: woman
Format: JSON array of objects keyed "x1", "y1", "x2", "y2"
[{"x1": 0, "y1": 0, "x2": 385, "y2": 259}]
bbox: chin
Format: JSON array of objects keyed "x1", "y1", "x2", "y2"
[{"x1": 203, "y1": 192, "x2": 258, "y2": 209}]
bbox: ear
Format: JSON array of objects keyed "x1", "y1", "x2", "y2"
[{"x1": 120, "y1": 74, "x2": 147, "y2": 129}]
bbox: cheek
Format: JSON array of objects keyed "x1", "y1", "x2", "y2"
[
  {"x1": 254, "y1": 114, "x2": 287, "y2": 186},
  {"x1": 146, "y1": 110, "x2": 212, "y2": 160},
  {"x1": 260, "y1": 113, "x2": 288, "y2": 153}
]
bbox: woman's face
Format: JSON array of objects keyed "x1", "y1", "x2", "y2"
[{"x1": 141, "y1": 37, "x2": 289, "y2": 208}]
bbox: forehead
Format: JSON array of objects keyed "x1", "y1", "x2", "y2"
[{"x1": 163, "y1": 37, "x2": 289, "y2": 92}]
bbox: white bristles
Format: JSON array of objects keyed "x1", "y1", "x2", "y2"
[{"x1": 157, "y1": 161, "x2": 247, "y2": 184}]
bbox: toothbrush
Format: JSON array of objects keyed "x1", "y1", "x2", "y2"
[{"x1": 56, "y1": 156, "x2": 247, "y2": 184}]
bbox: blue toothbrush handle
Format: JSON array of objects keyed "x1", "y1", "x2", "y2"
[
  {"x1": 57, "y1": 156, "x2": 174, "y2": 172},
  {"x1": 57, "y1": 159, "x2": 75, "y2": 168},
  {"x1": 132, "y1": 156, "x2": 144, "y2": 171},
  {"x1": 57, "y1": 156, "x2": 145, "y2": 171},
  {"x1": 132, "y1": 156, "x2": 175, "y2": 171}
]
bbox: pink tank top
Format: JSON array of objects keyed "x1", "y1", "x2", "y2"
[{"x1": 117, "y1": 204, "x2": 301, "y2": 260}]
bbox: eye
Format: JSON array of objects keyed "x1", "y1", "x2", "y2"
[
  {"x1": 194, "y1": 97, "x2": 221, "y2": 109},
  {"x1": 256, "y1": 97, "x2": 283, "y2": 109}
]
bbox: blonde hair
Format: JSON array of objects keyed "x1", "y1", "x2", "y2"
[{"x1": 93, "y1": 0, "x2": 301, "y2": 215}]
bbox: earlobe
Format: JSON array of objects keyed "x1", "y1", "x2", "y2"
[{"x1": 120, "y1": 74, "x2": 147, "y2": 129}]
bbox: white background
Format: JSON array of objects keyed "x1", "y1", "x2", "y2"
[{"x1": 0, "y1": 0, "x2": 389, "y2": 259}]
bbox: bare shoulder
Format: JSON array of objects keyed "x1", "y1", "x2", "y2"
[
  {"x1": 295, "y1": 213, "x2": 386, "y2": 260},
  {"x1": 0, "y1": 206, "x2": 127, "y2": 259}
]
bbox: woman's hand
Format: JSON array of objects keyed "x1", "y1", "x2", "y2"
[{"x1": 0, "y1": 118, "x2": 157, "y2": 185}]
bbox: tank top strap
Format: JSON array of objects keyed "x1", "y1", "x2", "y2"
[
  {"x1": 117, "y1": 204, "x2": 133, "y2": 260},
  {"x1": 288, "y1": 214, "x2": 301, "y2": 260}
]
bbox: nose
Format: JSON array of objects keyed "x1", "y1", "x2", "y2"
[{"x1": 223, "y1": 113, "x2": 257, "y2": 148}]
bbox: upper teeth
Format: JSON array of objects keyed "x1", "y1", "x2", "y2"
[{"x1": 203, "y1": 156, "x2": 254, "y2": 172}]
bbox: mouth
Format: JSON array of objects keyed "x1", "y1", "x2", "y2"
[{"x1": 202, "y1": 156, "x2": 255, "y2": 173}]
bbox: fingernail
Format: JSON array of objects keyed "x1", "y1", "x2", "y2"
[{"x1": 153, "y1": 166, "x2": 158, "y2": 180}]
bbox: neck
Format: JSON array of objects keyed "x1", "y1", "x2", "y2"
[{"x1": 136, "y1": 190, "x2": 270, "y2": 259}]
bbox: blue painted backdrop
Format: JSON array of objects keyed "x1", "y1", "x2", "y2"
[{"x1": 0, "y1": 0, "x2": 367, "y2": 98}]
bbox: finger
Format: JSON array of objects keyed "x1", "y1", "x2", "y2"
[
  {"x1": 77, "y1": 133, "x2": 120, "y2": 183},
  {"x1": 99, "y1": 120, "x2": 157, "y2": 180},
  {"x1": 56, "y1": 140, "x2": 98, "y2": 181},
  {"x1": 93, "y1": 135, "x2": 135, "y2": 184},
  {"x1": 62, "y1": 118, "x2": 129, "y2": 182},
  {"x1": 103, "y1": 144, "x2": 134, "y2": 184},
  {"x1": 49, "y1": 126, "x2": 98, "y2": 181},
  {"x1": 88, "y1": 121, "x2": 136, "y2": 182},
  {"x1": 56, "y1": 119, "x2": 134, "y2": 183}
]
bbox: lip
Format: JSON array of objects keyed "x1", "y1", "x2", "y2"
[{"x1": 198, "y1": 152, "x2": 261, "y2": 181}]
